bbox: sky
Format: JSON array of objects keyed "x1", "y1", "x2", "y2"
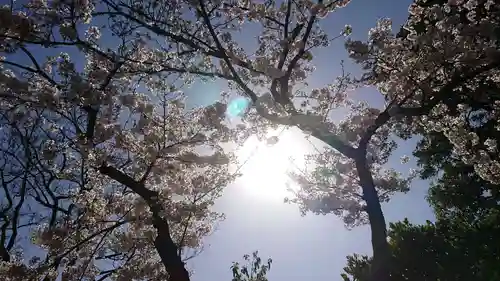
[
  {"x1": 0, "y1": 0, "x2": 436, "y2": 280},
  {"x1": 185, "y1": 1, "x2": 436, "y2": 281}
]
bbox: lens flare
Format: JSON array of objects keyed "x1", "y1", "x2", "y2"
[{"x1": 227, "y1": 97, "x2": 250, "y2": 117}]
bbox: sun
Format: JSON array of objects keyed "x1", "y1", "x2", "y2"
[{"x1": 236, "y1": 127, "x2": 310, "y2": 201}]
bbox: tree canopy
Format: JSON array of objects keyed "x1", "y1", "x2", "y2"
[
  {"x1": 342, "y1": 215, "x2": 500, "y2": 281},
  {"x1": 0, "y1": 0, "x2": 499, "y2": 280},
  {"x1": 342, "y1": 0, "x2": 500, "y2": 279}
]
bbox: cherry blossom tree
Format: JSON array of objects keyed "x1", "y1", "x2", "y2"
[
  {"x1": 0, "y1": 1, "x2": 242, "y2": 280},
  {"x1": 71, "y1": 1, "x2": 401, "y2": 279},
  {"x1": 1, "y1": 0, "x2": 499, "y2": 280},
  {"x1": 76, "y1": 0, "x2": 498, "y2": 279}
]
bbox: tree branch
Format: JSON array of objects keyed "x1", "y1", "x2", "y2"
[
  {"x1": 358, "y1": 58, "x2": 500, "y2": 153},
  {"x1": 98, "y1": 163, "x2": 190, "y2": 281},
  {"x1": 198, "y1": 0, "x2": 258, "y2": 102}
]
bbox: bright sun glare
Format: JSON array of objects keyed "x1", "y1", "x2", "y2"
[{"x1": 236, "y1": 127, "x2": 310, "y2": 200}]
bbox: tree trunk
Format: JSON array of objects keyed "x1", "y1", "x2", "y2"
[
  {"x1": 99, "y1": 165, "x2": 190, "y2": 281},
  {"x1": 153, "y1": 215, "x2": 191, "y2": 281},
  {"x1": 355, "y1": 158, "x2": 391, "y2": 281},
  {"x1": 0, "y1": 245, "x2": 9, "y2": 262}
]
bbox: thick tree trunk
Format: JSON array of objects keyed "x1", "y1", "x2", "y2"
[
  {"x1": 153, "y1": 215, "x2": 191, "y2": 281},
  {"x1": 355, "y1": 158, "x2": 391, "y2": 281},
  {"x1": 0, "y1": 245, "x2": 9, "y2": 262}
]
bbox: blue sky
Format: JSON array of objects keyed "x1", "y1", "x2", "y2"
[
  {"x1": 1, "y1": 0, "x2": 436, "y2": 280},
  {"x1": 185, "y1": 1, "x2": 436, "y2": 281}
]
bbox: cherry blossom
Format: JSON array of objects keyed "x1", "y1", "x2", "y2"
[
  {"x1": 1, "y1": 0, "x2": 498, "y2": 280},
  {"x1": 0, "y1": 1, "x2": 238, "y2": 280}
]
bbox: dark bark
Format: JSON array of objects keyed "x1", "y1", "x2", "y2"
[
  {"x1": 350, "y1": 58, "x2": 500, "y2": 281},
  {"x1": 153, "y1": 214, "x2": 190, "y2": 281},
  {"x1": 356, "y1": 157, "x2": 390, "y2": 281},
  {"x1": 98, "y1": 164, "x2": 190, "y2": 281},
  {"x1": 0, "y1": 245, "x2": 9, "y2": 262}
]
